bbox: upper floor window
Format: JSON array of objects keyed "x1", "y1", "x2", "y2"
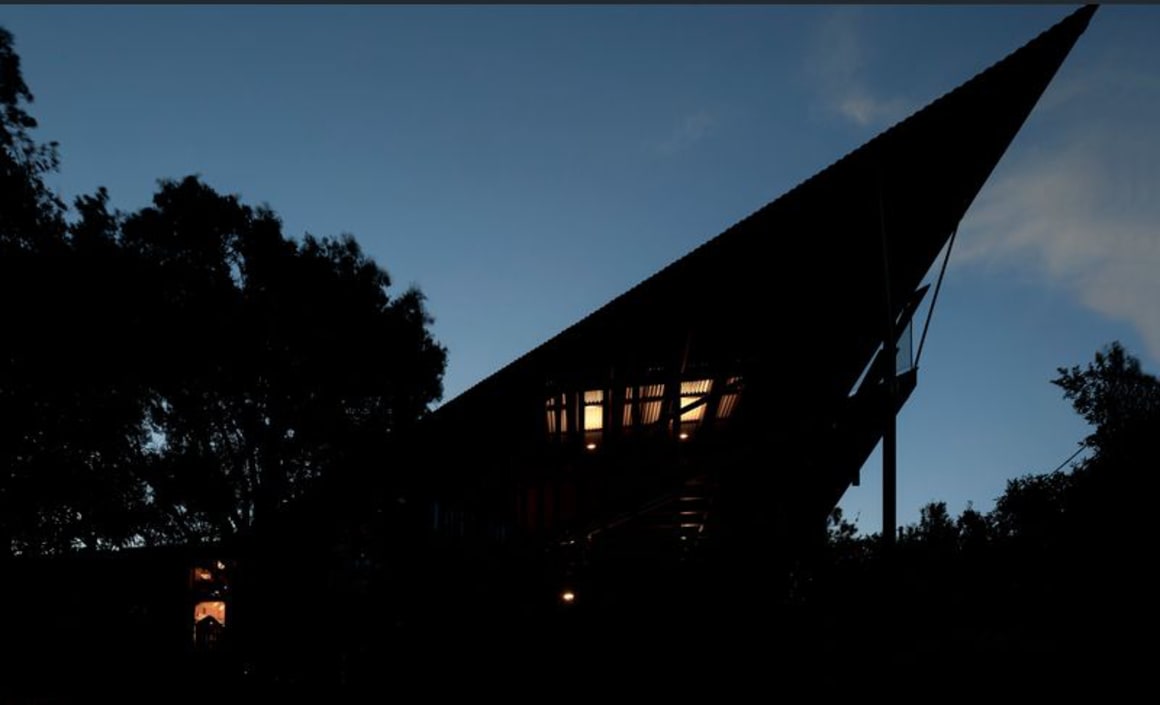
[
  {"x1": 718, "y1": 376, "x2": 742, "y2": 419},
  {"x1": 679, "y1": 379, "x2": 713, "y2": 423},
  {"x1": 547, "y1": 376, "x2": 743, "y2": 440},
  {"x1": 583, "y1": 390, "x2": 604, "y2": 432},
  {"x1": 546, "y1": 393, "x2": 569, "y2": 437}
]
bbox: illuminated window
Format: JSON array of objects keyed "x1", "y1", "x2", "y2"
[
  {"x1": 193, "y1": 600, "x2": 226, "y2": 626},
  {"x1": 191, "y1": 567, "x2": 213, "y2": 584},
  {"x1": 717, "y1": 376, "x2": 742, "y2": 419},
  {"x1": 680, "y1": 379, "x2": 713, "y2": 423},
  {"x1": 193, "y1": 600, "x2": 226, "y2": 650},
  {"x1": 640, "y1": 384, "x2": 665, "y2": 426},
  {"x1": 546, "y1": 393, "x2": 569, "y2": 436},
  {"x1": 621, "y1": 383, "x2": 666, "y2": 429},
  {"x1": 583, "y1": 390, "x2": 604, "y2": 431}
]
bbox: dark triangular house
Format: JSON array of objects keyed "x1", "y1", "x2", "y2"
[{"x1": 410, "y1": 6, "x2": 1097, "y2": 609}]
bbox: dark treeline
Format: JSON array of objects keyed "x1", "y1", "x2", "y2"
[
  {"x1": 0, "y1": 27, "x2": 446, "y2": 559},
  {"x1": 801, "y1": 340, "x2": 1160, "y2": 674}
]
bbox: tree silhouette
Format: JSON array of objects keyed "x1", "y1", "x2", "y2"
[
  {"x1": 0, "y1": 26, "x2": 64, "y2": 252},
  {"x1": 1053, "y1": 340, "x2": 1160, "y2": 456},
  {"x1": 1, "y1": 27, "x2": 144, "y2": 555},
  {"x1": 0, "y1": 25, "x2": 447, "y2": 556},
  {"x1": 123, "y1": 176, "x2": 447, "y2": 544}
]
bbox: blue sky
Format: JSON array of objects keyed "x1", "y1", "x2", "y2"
[{"x1": 3, "y1": 5, "x2": 1157, "y2": 533}]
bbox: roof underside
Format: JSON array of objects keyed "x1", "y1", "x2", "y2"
[{"x1": 433, "y1": 6, "x2": 1096, "y2": 433}]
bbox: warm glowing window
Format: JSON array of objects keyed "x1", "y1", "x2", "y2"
[
  {"x1": 717, "y1": 376, "x2": 742, "y2": 419},
  {"x1": 640, "y1": 384, "x2": 665, "y2": 425},
  {"x1": 193, "y1": 601, "x2": 226, "y2": 626},
  {"x1": 680, "y1": 379, "x2": 713, "y2": 423},
  {"x1": 583, "y1": 390, "x2": 604, "y2": 431},
  {"x1": 622, "y1": 383, "x2": 665, "y2": 428},
  {"x1": 546, "y1": 393, "x2": 569, "y2": 436},
  {"x1": 192, "y1": 567, "x2": 213, "y2": 584}
]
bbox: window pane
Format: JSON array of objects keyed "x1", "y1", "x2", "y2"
[
  {"x1": 680, "y1": 379, "x2": 712, "y2": 396},
  {"x1": 679, "y1": 380, "x2": 712, "y2": 422},
  {"x1": 680, "y1": 396, "x2": 706, "y2": 422},
  {"x1": 193, "y1": 601, "x2": 226, "y2": 626},
  {"x1": 641, "y1": 400, "x2": 662, "y2": 425},
  {"x1": 584, "y1": 390, "x2": 603, "y2": 431}
]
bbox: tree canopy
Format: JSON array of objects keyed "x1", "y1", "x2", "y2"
[
  {"x1": 0, "y1": 26, "x2": 446, "y2": 556},
  {"x1": 1054, "y1": 341, "x2": 1160, "y2": 445}
]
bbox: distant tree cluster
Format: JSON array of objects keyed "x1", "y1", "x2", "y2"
[
  {"x1": 823, "y1": 340, "x2": 1160, "y2": 554},
  {"x1": 0, "y1": 27, "x2": 447, "y2": 557},
  {"x1": 808, "y1": 341, "x2": 1159, "y2": 667}
]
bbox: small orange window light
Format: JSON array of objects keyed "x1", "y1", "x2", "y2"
[{"x1": 193, "y1": 600, "x2": 226, "y2": 626}]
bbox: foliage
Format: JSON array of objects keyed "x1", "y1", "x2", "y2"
[
  {"x1": 1052, "y1": 340, "x2": 1160, "y2": 454},
  {"x1": 808, "y1": 342, "x2": 1158, "y2": 667},
  {"x1": 0, "y1": 26, "x2": 446, "y2": 556},
  {"x1": 123, "y1": 176, "x2": 447, "y2": 543},
  {"x1": 0, "y1": 27, "x2": 64, "y2": 251}
]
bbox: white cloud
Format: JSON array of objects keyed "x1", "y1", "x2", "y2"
[{"x1": 957, "y1": 71, "x2": 1160, "y2": 362}]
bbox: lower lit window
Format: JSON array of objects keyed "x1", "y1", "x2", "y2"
[
  {"x1": 193, "y1": 600, "x2": 226, "y2": 626},
  {"x1": 193, "y1": 600, "x2": 226, "y2": 648}
]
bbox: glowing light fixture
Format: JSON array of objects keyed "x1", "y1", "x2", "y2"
[
  {"x1": 561, "y1": 590, "x2": 576, "y2": 604},
  {"x1": 586, "y1": 442, "x2": 597, "y2": 451},
  {"x1": 678, "y1": 432, "x2": 689, "y2": 440}
]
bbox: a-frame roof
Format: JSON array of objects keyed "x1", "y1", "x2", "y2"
[{"x1": 433, "y1": 6, "x2": 1097, "y2": 432}]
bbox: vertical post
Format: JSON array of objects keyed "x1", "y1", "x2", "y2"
[
  {"x1": 878, "y1": 169, "x2": 897, "y2": 548},
  {"x1": 882, "y1": 387, "x2": 897, "y2": 546}
]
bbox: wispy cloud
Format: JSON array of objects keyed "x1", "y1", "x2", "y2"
[
  {"x1": 809, "y1": 8, "x2": 912, "y2": 128},
  {"x1": 957, "y1": 70, "x2": 1160, "y2": 362},
  {"x1": 654, "y1": 110, "x2": 716, "y2": 157},
  {"x1": 837, "y1": 94, "x2": 911, "y2": 127}
]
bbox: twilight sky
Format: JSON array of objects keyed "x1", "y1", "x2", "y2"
[{"x1": 3, "y1": 5, "x2": 1157, "y2": 533}]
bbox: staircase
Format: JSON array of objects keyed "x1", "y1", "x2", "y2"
[{"x1": 583, "y1": 472, "x2": 716, "y2": 560}]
